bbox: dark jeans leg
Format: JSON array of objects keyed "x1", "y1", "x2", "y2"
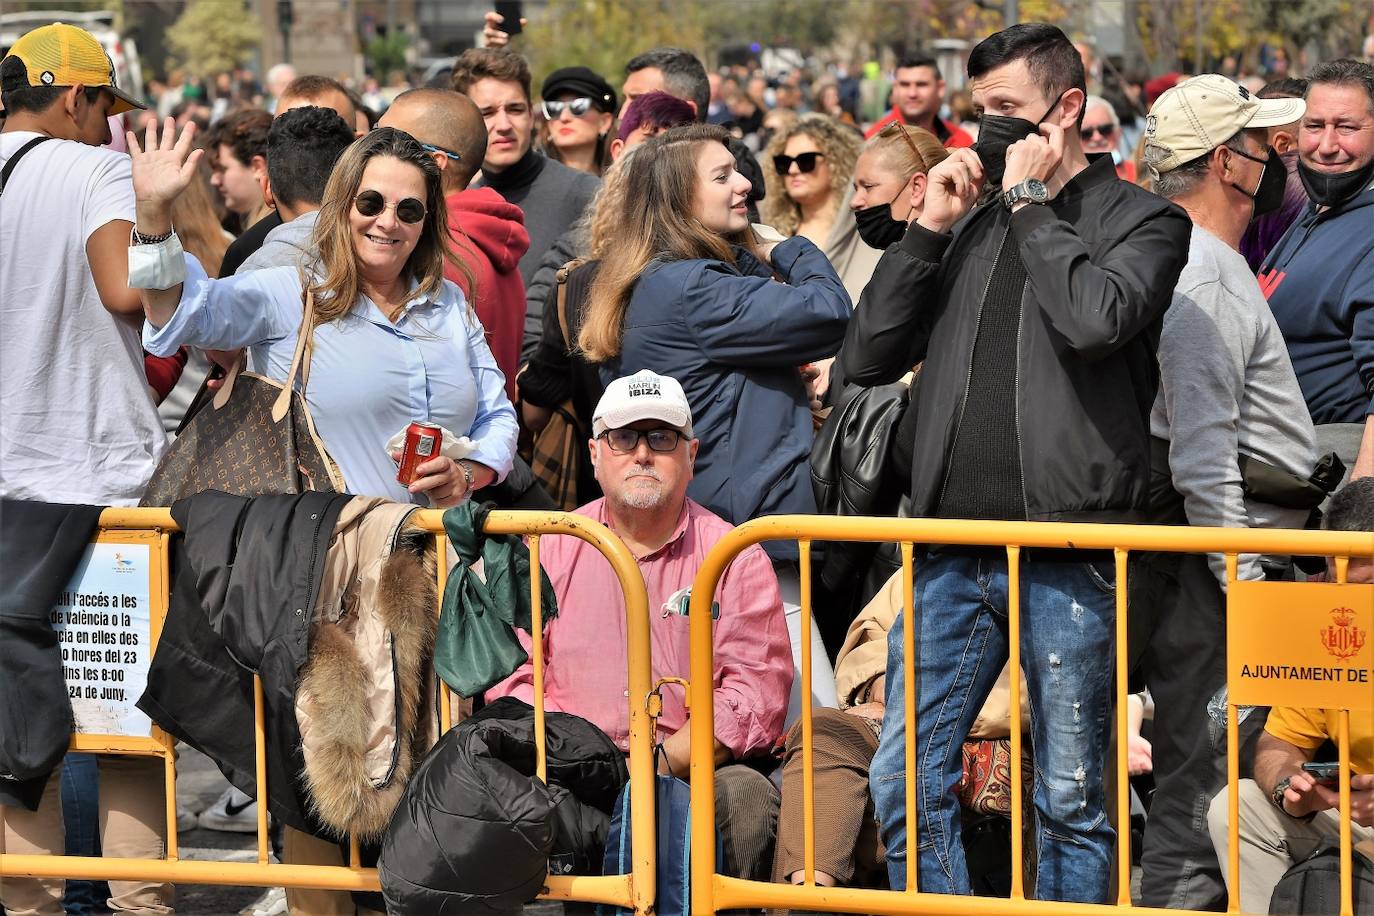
[
  {"x1": 59, "y1": 754, "x2": 109, "y2": 916},
  {"x1": 1139, "y1": 552, "x2": 1228, "y2": 911}
]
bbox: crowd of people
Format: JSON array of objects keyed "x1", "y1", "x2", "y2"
[{"x1": 1, "y1": 12, "x2": 1372, "y2": 916}]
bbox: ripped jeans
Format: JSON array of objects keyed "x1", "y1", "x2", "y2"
[{"x1": 869, "y1": 550, "x2": 1116, "y2": 902}]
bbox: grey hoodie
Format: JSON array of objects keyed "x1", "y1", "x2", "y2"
[{"x1": 236, "y1": 210, "x2": 320, "y2": 274}]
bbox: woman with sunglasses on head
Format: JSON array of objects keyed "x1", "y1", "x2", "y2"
[
  {"x1": 127, "y1": 121, "x2": 518, "y2": 507},
  {"x1": 538, "y1": 67, "x2": 617, "y2": 177},
  {"x1": 579, "y1": 123, "x2": 851, "y2": 723},
  {"x1": 849, "y1": 122, "x2": 950, "y2": 253}
]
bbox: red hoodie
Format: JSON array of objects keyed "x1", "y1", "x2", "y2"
[{"x1": 444, "y1": 188, "x2": 531, "y2": 400}]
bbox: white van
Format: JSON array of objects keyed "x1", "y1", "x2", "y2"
[{"x1": 0, "y1": 9, "x2": 144, "y2": 104}]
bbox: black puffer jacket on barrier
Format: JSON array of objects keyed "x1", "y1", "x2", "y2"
[{"x1": 379, "y1": 696, "x2": 627, "y2": 914}]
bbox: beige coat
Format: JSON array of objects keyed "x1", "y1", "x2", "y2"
[{"x1": 832, "y1": 570, "x2": 1031, "y2": 740}]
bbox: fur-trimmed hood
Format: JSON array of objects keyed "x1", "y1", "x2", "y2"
[{"x1": 295, "y1": 498, "x2": 438, "y2": 841}]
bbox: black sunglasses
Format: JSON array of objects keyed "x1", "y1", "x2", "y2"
[
  {"x1": 1079, "y1": 123, "x2": 1117, "y2": 141},
  {"x1": 599, "y1": 427, "x2": 685, "y2": 453},
  {"x1": 542, "y1": 97, "x2": 595, "y2": 119},
  {"x1": 353, "y1": 190, "x2": 426, "y2": 224},
  {"x1": 772, "y1": 151, "x2": 826, "y2": 174}
]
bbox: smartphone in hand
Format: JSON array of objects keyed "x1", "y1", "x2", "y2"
[
  {"x1": 494, "y1": 1, "x2": 523, "y2": 34},
  {"x1": 1302, "y1": 761, "x2": 1341, "y2": 787}
]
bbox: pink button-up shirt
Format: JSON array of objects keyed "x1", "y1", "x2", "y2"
[{"x1": 486, "y1": 498, "x2": 792, "y2": 758}]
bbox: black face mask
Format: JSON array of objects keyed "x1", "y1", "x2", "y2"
[
  {"x1": 1231, "y1": 146, "x2": 1287, "y2": 219},
  {"x1": 1297, "y1": 156, "x2": 1374, "y2": 209},
  {"x1": 973, "y1": 91, "x2": 1066, "y2": 188},
  {"x1": 854, "y1": 193, "x2": 909, "y2": 249}
]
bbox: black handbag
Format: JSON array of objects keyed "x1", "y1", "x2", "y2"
[{"x1": 140, "y1": 291, "x2": 345, "y2": 505}]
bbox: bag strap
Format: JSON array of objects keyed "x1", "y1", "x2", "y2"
[
  {"x1": 0, "y1": 136, "x2": 53, "y2": 196},
  {"x1": 209, "y1": 350, "x2": 248, "y2": 410},
  {"x1": 271, "y1": 289, "x2": 317, "y2": 422},
  {"x1": 554, "y1": 258, "x2": 587, "y2": 351}
]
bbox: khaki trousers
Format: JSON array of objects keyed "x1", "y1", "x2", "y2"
[
  {"x1": 1208, "y1": 778, "x2": 1374, "y2": 914},
  {"x1": 1, "y1": 755, "x2": 172, "y2": 915},
  {"x1": 281, "y1": 827, "x2": 384, "y2": 916}
]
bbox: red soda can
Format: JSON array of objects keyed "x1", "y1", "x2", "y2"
[{"x1": 397, "y1": 422, "x2": 442, "y2": 485}]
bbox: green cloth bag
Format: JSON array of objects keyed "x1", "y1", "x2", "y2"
[{"x1": 434, "y1": 501, "x2": 558, "y2": 698}]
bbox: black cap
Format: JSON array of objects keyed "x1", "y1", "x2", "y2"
[{"x1": 540, "y1": 66, "x2": 617, "y2": 113}]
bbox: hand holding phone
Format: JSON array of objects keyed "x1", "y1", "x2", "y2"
[
  {"x1": 494, "y1": 1, "x2": 523, "y2": 35},
  {"x1": 1302, "y1": 761, "x2": 1341, "y2": 787}
]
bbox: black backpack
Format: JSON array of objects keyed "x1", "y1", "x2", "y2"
[{"x1": 1269, "y1": 840, "x2": 1374, "y2": 915}]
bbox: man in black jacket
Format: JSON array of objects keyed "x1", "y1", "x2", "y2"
[{"x1": 839, "y1": 23, "x2": 1190, "y2": 902}]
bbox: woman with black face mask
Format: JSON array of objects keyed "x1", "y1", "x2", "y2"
[{"x1": 851, "y1": 122, "x2": 951, "y2": 251}]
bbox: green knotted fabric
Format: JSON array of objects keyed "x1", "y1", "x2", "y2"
[{"x1": 433, "y1": 501, "x2": 558, "y2": 698}]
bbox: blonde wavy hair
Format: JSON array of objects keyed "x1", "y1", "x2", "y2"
[
  {"x1": 864, "y1": 121, "x2": 950, "y2": 183},
  {"x1": 761, "y1": 113, "x2": 861, "y2": 236},
  {"x1": 307, "y1": 128, "x2": 473, "y2": 325},
  {"x1": 578, "y1": 124, "x2": 750, "y2": 363}
]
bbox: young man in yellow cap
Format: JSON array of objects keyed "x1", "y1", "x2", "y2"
[{"x1": 1, "y1": 23, "x2": 174, "y2": 916}]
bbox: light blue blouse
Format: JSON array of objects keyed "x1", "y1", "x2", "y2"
[{"x1": 143, "y1": 257, "x2": 518, "y2": 504}]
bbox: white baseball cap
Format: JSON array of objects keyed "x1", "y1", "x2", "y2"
[
  {"x1": 592, "y1": 370, "x2": 693, "y2": 437},
  {"x1": 1145, "y1": 74, "x2": 1305, "y2": 174}
]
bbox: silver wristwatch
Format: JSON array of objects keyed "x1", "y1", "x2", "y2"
[{"x1": 1003, "y1": 178, "x2": 1050, "y2": 210}]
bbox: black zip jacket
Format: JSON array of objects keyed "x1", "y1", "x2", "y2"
[
  {"x1": 839, "y1": 155, "x2": 1191, "y2": 523},
  {"x1": 137, "y1": 489, "x2": 349, "y2": 835}
]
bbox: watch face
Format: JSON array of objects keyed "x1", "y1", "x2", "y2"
[{"x1": 1026, "y1": 179, "x2": 1050, "y2": 202}]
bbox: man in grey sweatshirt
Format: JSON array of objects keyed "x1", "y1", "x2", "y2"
[{"x1": 1136, "y1": 75, "x2": 1320, "y2": 910}]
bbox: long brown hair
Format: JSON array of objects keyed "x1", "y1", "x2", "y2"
[
  {"x1": 761, "y1": 113, "x2": 861, "y2": 237},
  {"x1": 578, "y1": 124, "x2": 746, "y2": 363},
  {"x1": 170, "y1": 159, "x2": 230, "y2": 277},
  {"x1": 307, "y1": 127, "x2": 474, "y2": 325}
]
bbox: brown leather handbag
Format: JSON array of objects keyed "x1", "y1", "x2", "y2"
[
  {"x1": 525, "y1": 259, "x2": 588, "y2": 511},
  {"x1": 140, "y1": 291, "x2": 346, "y2": 506}
]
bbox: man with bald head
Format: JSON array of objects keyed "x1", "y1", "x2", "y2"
[{"x1": 379, "y1": 88, "x2": 530, "y2": 393}]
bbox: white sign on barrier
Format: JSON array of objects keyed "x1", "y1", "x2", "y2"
[{"x1": 50, "y1": 542, "x2": 153, "y2": 737}]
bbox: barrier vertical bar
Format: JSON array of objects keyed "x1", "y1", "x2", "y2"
[
  {"x1": 349, "y1": 835, "x2": 361, "y2": 869},
  {"x1": 530, "y1": 535, "x2": 547, "y2": 783},
  {"x1": 901, "y1": 541, "x2": 917, "y2": 894},
  {"x1": 436, "y1": 533, "x2": 452, "y2": 734},
  {"x1": 1226, "y1": 552, "x2": 1241, "y2": 914},
  {"x1": 689, "y1": 546, "x2": 719, "y2": 916},
  {"x1": 1339, "y1": 709, "x2": 1353, "y2": 916},
  {"x1": 799, "y1": 539, "x2": 815, "y2": 886},
  {"x1": 1114, "y1": 547, "x2": 1131, "y2": 905},
  {"x1": 1006, "y1": 545, "x2": 1023, "y2": 899},
  {"x1": 252, "y1": 675, "x2": 269, "y2": 865},
  {"x1": 155, "y1": 531, "x2": 179, "y2": 861}
]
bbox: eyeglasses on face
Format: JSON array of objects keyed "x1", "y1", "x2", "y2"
[
  {"x1": 1080, "y1": 123, "x2": 1117, "y2": 141},
  {"x1": 419, "y1": 142, "x2": 462, "y2": 162},
  {"x1": 353, "y1": 190, "x2": 427, "y2": 224},
  {"x1": 773, "y1": 151, "x2": 826, "y2": 174},
  {"x1": 599, "y1": 427, "x2": 685, "y2": 453},
  {"x1": 542, "y1": 97, "x2": 596, "y2": 119}
]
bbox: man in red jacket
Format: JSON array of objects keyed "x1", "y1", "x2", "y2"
[
  {"x1": 379, "y1": 89, "x2": 531, "y2": 397},
  {"x1": 865, "y1": 54, "x2": 974, "y2": 147}
]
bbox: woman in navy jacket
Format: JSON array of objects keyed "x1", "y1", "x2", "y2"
[{"x1": 578, "y1": 123, "x2": 851, "y2": 718}]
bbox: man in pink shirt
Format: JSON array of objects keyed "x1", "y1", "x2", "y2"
[{"x1": 488, "y1": 369, "x2": 793, "y2": 879}]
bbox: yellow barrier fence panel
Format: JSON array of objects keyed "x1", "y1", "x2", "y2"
[
  {"x1": 0, "y1": 507, "x2": 657, "y2": 914},
  {"x1": 686, "y1": 515, "x2": 1373, "y2": 916}
]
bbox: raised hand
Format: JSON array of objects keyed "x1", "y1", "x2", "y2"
[
  {"x1": 1002, "y1": 121, "x2": 1065, "y2": 192},
  {"x1": 917, "y1": 148, "x2": 985, "y2": 234},
  {"x1": 127, "y1": 117, "x2": 203, "y2": 229},
  {"x1": 481, "y1": 10, "x2": 526, "y2": 47}
]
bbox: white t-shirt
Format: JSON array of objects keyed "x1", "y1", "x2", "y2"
[{"x1": 0, "y1": 131, "x2": 167, "y2": 506}]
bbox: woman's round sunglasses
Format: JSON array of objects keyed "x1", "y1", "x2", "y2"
[
  {"x1": 772, "y1": 151, "x2": 826, "y2": 174},
  {"x1": 353, "y1": 190, "x2": 427, "y2": 224},
  {"x1": 542, "y1": 97, "x2": 596, "y2": 119}
]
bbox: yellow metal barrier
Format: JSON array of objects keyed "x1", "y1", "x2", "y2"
[
  {"x1": 1, "y1": 506, "x2": 657, "y2": 913},
  {"x1": 686, "y1": 516, "x2": 1374, "y2": 916}
]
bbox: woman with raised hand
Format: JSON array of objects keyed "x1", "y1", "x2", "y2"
[
  {"x1": 579, "y1": 123, "x2": 851, "y2": 721},
  {"x1": 127, "y1": 119, "x2": 517, "y2": 505}
]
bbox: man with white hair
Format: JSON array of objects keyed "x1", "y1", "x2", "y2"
[
  {"x1": 264, "y1": 62, "x2": 296, "y2": 112},
  {"x1": 1081, "y1": 94, "x2": 1131, "y2": 179},
  {"x1": 487, "y1": 369, "x2": 794, "y2": 880}
]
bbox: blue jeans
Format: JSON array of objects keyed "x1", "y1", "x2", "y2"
[
  {"x1": 869, "y1": 550, "x2": 1117, "y2": 902},
  {"x1": 60, "y1": 753, "x2": 111, "y2": 915}
]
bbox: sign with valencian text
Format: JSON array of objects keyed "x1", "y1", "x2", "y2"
[{"x1": 1228, "y1": 581, "x2": 1373, "y2": 711}]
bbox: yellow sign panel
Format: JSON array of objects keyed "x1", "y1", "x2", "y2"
[{"x1": 1228, "y1": 581, "x2": 1373, "y2": 711}]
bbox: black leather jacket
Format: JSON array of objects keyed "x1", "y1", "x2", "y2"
[{"x1": 840, "y1": 155, "x2": 1192, "y2": 523}]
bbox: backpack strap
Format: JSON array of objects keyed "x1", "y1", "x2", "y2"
[
  {"x1": 0, "y1": 136, "x2": 53, "y2": 196},
  {"x1": 554, "y1": 258, "x2": 587, "y2": 351}
]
